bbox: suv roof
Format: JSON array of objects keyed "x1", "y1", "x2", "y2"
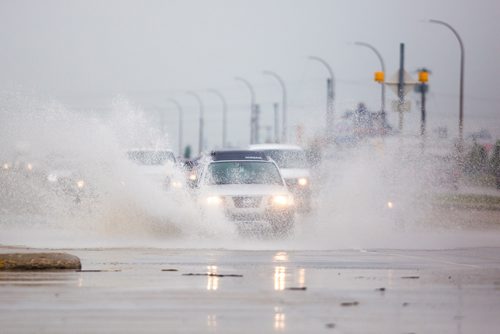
[
  {"x1": 210, "y1": 150, "x2": 269, "y2": 162},
  {"x1": 249, "y1": 144, "x2": 304, "y2": 151}
]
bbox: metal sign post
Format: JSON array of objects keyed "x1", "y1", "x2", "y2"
[{"x1": 385, "y1": 43, "x2": 418, "y2": 132}]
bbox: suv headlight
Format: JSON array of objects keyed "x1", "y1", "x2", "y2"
[
  {"x1": 298, "y1": 178, "x2": 308, "y2": 186},
  {"x1": 206, "y1": 196, "x2": 224, "y2": 205},
  {"x1": 271, "y1": 194, "x2": 294, "y2": 207}
]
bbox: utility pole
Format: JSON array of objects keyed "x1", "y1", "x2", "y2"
[
  {"x1": 254, "y1": 104, "x2": 261, "y2": 144},
  {"x1": 397, "y1": 43, "x2": 405, "y2": 132},
  {"x1": 385, "y1": 44, "x2": 418, "y2": 134}
]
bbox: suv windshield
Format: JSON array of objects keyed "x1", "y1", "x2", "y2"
[
  {"x1": 127, "y1": 151, "x2": 176, "y2": 165},
  {"x1": 205, "y1": 161, "x2": 283, "y2": 185},
  {"x1": 262, "y1": 150, "x2": 308, "y2": 169}
]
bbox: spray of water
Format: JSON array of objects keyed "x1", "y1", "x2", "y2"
[
  {"x1": 295, "y1": 137, "x2": 500, "y2": 250},
  {"x1": 1, "y1": 93, "x2": 498, "y2": 250},
  {"x1": 0, "y1": 94, "x2": 235, "y2": 248}
]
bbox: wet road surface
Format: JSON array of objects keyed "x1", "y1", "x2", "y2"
[{"x1": 1, "y1": 247, "x2": 500, "y2": 333}]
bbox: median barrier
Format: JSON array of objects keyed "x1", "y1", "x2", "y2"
[{"x1": 0, "y1": 253, "x2": 81, "y2": 270}]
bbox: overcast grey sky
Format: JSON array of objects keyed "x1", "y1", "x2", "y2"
[{"x1": 1, "y1": 0, "x2": 499, "y2": 151}]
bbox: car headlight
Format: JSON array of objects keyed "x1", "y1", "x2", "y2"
[
  {"x1": 189, "y1": 172, "x2": 197, "y2": 181},
  {"x1": 47, "y1": 173, "x2": 58, "y2": 182},
  {"x1": 171, "y1": 180, "x2": 183, "y2": 188},
  {"x1": 271, "y1": 194, "x2": 294, "y2": 207},
  {"x1": 298, "y1": 178, "x2": 308, "y2": 186},
  {"x1": 2, "y1": 163, "x2": 10, "y2": 170},
  {"x1": 206, "y1": 196, "x2": 224, "y2": 205},
  {"x1": 76, "y1": 180, "x2": 85, "y2": 189}
]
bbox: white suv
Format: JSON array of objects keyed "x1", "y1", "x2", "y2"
[
  {"x1": 249, "y1": 144, "x2": 311, "y2": 212},
  {"x1": 195, "y1": 150, "x2": 295, "y2": 236}
]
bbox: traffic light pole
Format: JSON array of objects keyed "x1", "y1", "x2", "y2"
[
  {"x1": 420, "y1": 84, "x2": 427, "y2": 137},
  {"x1": 397, "y1": 43, "x2": 405, "y2": 132}
]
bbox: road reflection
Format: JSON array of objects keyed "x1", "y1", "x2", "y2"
[
  {"x1": 206, "y1": 265, "x2": 218, "y2": 291},
  {"x1": 273, "y1": 251, "x2": 288, "y2": 291},
  {"x1": 272, "y1": 251, "x2": 307, "y2": 290},
  {"x1": 274, "y1": 306, "x2": 286, "y2": 331},
  {"x1": 200, "y1": 253, "x2": 307, "y2": 331},
  {"x1": 206, "y1": 314, "x2": 217, "y2": 331},
  {"x1": 274, "y1": 266, "x2": 286, "y2": 291}
]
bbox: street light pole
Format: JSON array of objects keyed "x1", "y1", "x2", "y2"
[
  {"x1": 167, "y1": 98, "x2": 183, "y2": 156},
  {"x1": 207, "y1": 89, "x2": 228, "y2": 148},
  {"x1": 273, "y1": 102, "x2": 280, "y2": 143},
  {"x1": 429, "y1": 19, "x2": 465, "y2": 150},
  {"x1": 186, "y1": 91, "x2": 204, "y2": 155},
  {"x1": 308, "y1": 56, "x2": 335, "y2": 143},
  {"x1": 354, "y1": 41, "x2": 386, "y2": 128},
  {"x1": 263, "y1": 70, "x2": 287, "y2": 143},
  {"x1": 235, "y1": 77, "x2": 256, "y2": 144}
]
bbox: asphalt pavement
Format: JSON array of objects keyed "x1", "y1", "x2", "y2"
[{"x1": 1, "y1": 246, "x2": 500, "y2": 333}]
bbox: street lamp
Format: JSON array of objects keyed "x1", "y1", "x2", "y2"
[
  {"x1": 186, "y1": 91, "x2": 204, "y2": 155},
  {"x1": 308, "y1": 56, "x2": 335, "y2": 143},
  {"x1": 428, "y1": 19, "x2": 465, "y2": 150},
  {"x1": 235, "y1": 77, "x2": 257, "y2": 144},
  {"x1": 207, "y1": 89, "x2": 228, "y2": 148},
  {"x1": 353, "y1": 42, "x2": 386, "y2": 129},
  {"x1": 263, "y1": 70, "x2": 287, "y2": 143},
  {"x1": 167, "y1": 98, "x2": 183, "y2": 156}
]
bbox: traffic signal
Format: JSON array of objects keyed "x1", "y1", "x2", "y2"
[
  {"x1": 419, "y1": 71, "x2": 429, "y2": 83},
  {"x1": 374, "y1": 71, "x2": 385, "y2": 83}
]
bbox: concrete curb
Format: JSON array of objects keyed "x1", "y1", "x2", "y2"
[{"x1": 0, "y1": 253, "x2": 81, "y2": 271}]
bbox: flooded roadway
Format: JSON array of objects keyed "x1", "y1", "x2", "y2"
[
  {"x1": 2, "y1": 101, "x2": 500, "y2": 332},
  {"x1": 1, "y1": 246, "x2": 500, "y2": 333}
]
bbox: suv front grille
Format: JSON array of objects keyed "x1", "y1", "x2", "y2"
[{"x1": 232, "y1": 196, "x2": 262, "y2": 208}]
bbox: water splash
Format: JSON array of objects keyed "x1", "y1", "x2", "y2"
[
  {"x1": 1, "y1": 93, "x2": 498, "y2": 250},
  {"x1": 0, "y1": 93, "x2": 236, "y2": 248}
]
